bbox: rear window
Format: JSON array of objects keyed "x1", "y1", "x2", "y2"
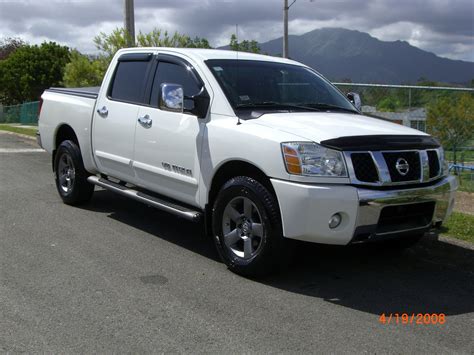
[{"x1": 109, "y1": 61, "x2": 149, "y2": 104}]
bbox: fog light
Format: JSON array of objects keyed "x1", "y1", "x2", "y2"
[{"x1": 329, "y1": 213, "x2": 342, "y2": 229}]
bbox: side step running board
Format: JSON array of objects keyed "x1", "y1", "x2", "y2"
[{"x1": 87, "y1": 176, "x2": 202, "y2": 222}]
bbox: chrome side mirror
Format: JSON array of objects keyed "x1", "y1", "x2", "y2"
[
  {"x1": 159, "y1": 83, "x2": 184, "y2": 113},
  {"x1": 347, "y1": 92, "x2": 362, "y2": 111}
]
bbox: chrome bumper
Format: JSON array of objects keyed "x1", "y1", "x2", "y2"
[{"x1": 353, "y1": 175, "x2": 458, "y2": 242}]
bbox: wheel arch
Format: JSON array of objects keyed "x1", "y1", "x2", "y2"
[
  {"x1": 205, "y1": 159, "x2": 280, "y2": 236},
  {"x1": 208, "y1": 160, "x2": 276, "y2": 204},
  {"x1": 52, "y1": 124, "x2": 80, "y2": 171}
]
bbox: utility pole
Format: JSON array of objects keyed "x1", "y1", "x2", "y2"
[
  {"x1": 124, "y1": 0, "x2": 135, "y2": 46},
  {"x1": 283, "y1": 0, "x2": 296, "y2": 58}
]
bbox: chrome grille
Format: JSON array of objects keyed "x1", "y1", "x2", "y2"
[
  {"x1": 351, "y1": 153, "x2": 379, "y2": 182},
  {"x1": 345, "y1": 148, "x2": 443, "y2": 186},
  {"x1": 427, "y1": 150, "x2": 440, "y2": 178},
  {"x1": 383, "y1": 151, "x2": 421, "y2": 182}
]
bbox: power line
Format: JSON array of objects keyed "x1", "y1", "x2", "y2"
[{"x1": 333, "y1": 82, "x2": 474, "y2": 92}]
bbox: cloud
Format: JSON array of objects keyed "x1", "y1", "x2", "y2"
[{"x1": 0, "y1": 0, "x2": 472, "y2": 61}]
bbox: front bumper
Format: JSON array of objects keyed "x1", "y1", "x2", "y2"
[{"x1": 271, "y1": 176, "x2": 458, "y2": 245}]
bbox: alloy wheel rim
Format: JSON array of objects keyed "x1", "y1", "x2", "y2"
[
  {"x1": 57, "y1": 153, "x2": 75, "y2": 193},
  {"x1": 222, "y1": 196, "x2": 265, "y2": 260}
]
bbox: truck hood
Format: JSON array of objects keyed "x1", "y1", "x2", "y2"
[{"x1": 250, "y1": 112, "x2": 427, "y2": 143}]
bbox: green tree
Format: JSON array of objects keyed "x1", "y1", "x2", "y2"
[
  {"x1": 229, "y1": 34, "x2": 260, "y2": 53},
  {"x1": 93, "y1": 28, "x2": 133, "y2": 60},
  {"x1": 377, "y1": 97, "x2": 401, "y2": 112},
  {"x1": 63, "y1": 50, "x2": 106, "y2": 87},
  {"x1": 0, "y1": 42, "x2": 70, "y2": 104},
  {"x1": 94, "y1": 28, "x2": 212, "y2": 60},
  {"x1": 86, "y1": 28, "x2": 212, "y2": 84},
  {"x1": 187, "y1": 36, "x2": 212, "y2": 49},
  {"x1": 427, "y1": 94, "x2": 474, "y2": 164},
  {"x1": 136, "y1": 28, "x2": 211, "y2": 49},
  {"x1": 0, "y1": 37, "x2": 26, "y2": 60}
]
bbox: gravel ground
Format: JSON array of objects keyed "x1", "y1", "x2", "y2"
[{"x1": 454, "y1": 191, "x2": 474, "y2": 215}]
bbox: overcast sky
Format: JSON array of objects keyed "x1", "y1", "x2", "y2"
[{"x1": 0, "y1": 0, "x2": 473, "y2": 61}]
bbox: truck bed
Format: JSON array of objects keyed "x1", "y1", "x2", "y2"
[
  {"x1": 39, "y1": 86, "x2": 99, "y2": 174},
  {"x1": 47, "y1": 87, "x2": 100, "y2": 99}
]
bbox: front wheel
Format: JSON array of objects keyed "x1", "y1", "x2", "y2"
[
  {"x1": 212, "y1": 176, "x2": 292, "y2": 277},
  {"x1": 54, "y1": 140, "x2": 94, "y2": 205}
]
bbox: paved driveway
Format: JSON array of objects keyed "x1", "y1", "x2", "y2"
[{"x1": 1, "y1": 131, "x2": 473, "y2": 353}]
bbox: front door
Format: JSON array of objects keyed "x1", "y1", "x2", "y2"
[{"x1": 133, "y1": 56, "x2": 206, "y2": 206}]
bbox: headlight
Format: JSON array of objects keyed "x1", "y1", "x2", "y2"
[{"x1": 281, "y1": 142, "x2": 347, "y2": 177}]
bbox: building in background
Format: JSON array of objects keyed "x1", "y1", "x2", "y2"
[{"x1": 362, "y1": 106, "x2": 427, "y2": 132}]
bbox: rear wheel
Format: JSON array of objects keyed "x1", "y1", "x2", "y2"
[
  {"x1": 212, "y1": 176, "x2": 292, "y2": 277},
  {"x1": 54, "y1": 140, "x2": 94, "y2": 205}
]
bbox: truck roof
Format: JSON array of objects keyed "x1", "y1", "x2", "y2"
[{"x1": 115, "y1": 47, "x2": 303, "y2": 66}]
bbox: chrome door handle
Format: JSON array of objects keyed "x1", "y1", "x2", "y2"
[
  {"x1": 138, "y1": 114, "x2": 152, "y2": 128},
  {"x1": 97, "y1": 106, "x2": 108, "y2": 118}
]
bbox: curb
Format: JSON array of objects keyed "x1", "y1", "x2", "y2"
[
  {"x1": 0, "y1": 130, "x2": 37, "y2": 141},
  {"x1": 438, "y1": 235, "x2": 474, "y2": 250}
]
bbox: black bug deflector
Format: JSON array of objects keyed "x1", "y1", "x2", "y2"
[{"x1": 321, "y1": 135, "x2": 440, "y2": 151}]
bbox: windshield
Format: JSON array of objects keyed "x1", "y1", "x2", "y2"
[{"x1": 205, "y1": 59, "x2": 358, "y2": 116}]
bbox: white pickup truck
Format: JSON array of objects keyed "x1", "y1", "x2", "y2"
[{"x1": 38, "y1": 48, "x2": 457, "y2": 276}]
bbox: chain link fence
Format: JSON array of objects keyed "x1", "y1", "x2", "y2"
[
  {"x1": 0, "y1": 101, "x2": 40, "y2": 125},
  {"x1": 0, "y1": 86, "x2": 472, "y2": 191},
  {"x1": 334, "y1": 83, "x2": 474, "y2": 192}
]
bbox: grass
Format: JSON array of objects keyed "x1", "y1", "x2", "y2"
[
  {"x1": 455, "y1": 172, "x2": 474, "y2": 193},
  {"x1": 441, "y1": 212, "x2": 474, "y2": 244},
  {"x1": 0, "y1": 124, "x2": 37, "y2": 137},
  {"x1": 445, "y1": 149, "x2": 474, "y2": 163}
]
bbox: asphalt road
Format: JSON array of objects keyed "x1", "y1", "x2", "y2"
[{"x1": 1, "y1": 131, "x2": 473, "y2": 353}]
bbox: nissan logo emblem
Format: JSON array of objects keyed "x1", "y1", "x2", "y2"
[{"x1": 395, "y1": 158, "x2": 410, "y2": 176}]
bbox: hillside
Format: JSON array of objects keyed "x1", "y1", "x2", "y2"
[{"x1": 228, "y1": 28, "x2": 474, "y2": 84}]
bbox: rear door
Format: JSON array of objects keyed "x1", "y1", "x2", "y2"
[
  {"x1": 132, "y1": 54, "x2": 206, "y2": 206},
  {"x1": 92, "y1": 53, "x2": 153, "y2": 182}
]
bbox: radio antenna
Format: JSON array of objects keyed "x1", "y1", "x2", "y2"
[
  {"x1": 236, "y1": 23, "x2": 242, "y2": 125},
  {"x1": 236, "y1": 24, "x2": 239, "y2": 60}
]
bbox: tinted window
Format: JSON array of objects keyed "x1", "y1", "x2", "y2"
[
  {"x1": 206, "y1": 59, "x2": 357, "y2": 113},
  {"x1": 110, "y1": 61, "x2": 149, "y2": 103},
  {"x1": 150, "y1": 61, "x2": 201, "y2": 109}
]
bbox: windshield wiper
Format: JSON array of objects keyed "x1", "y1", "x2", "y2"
[
  {"x1": 235, "y1": 101, "x2": 321, "y2": 112},
  {"x1": 301, "y1": 102, "x2": 359, "y2": 114}
]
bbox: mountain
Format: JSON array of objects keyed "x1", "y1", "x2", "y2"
[{"x1": 228, "y1": 28, "x2": 474, "y2": 84}]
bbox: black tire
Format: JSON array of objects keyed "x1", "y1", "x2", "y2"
[
  {"x1": 212, "y1": 176, "x2": 292, "y2": 277},
  {"x1": 54, "y1": 140, "x2": 94, "y2": 205}
]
